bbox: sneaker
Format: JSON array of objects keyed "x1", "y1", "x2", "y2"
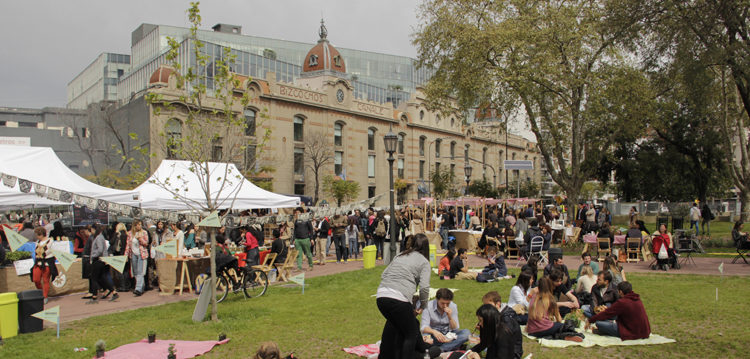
[
  {"x1": 134, "y1": 291, "x2": 143, "y2": 297},
  {"x1": 109, "y1": 293, "x2": 120, "y2": 302},
  {"x1": 564, "y1": 335, "x2": 583, "y2": 342}
]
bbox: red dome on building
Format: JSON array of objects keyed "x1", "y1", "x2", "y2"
[
  {"x1": 302, "y1": 20, "x2": 346, "y2": 74},
  {"x1": 149, "y1": 65, "x2": 174, "y2": 85}
]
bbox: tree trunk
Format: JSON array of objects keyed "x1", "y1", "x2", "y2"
[
  {"x1": 209, "y1": 227, "x2": 218, "y2": 321},
  {"x1": 740, "y1": 190, "x2": 750, "y2": 222}
]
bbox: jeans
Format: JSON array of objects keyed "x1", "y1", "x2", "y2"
[
  {"x1": 431, "y1": 329, "x2": 471, "y2": 352},
  {"x1": 690, "y1": 220, "x2": 699, "y2": 235},
  {"x1": 529, "y1": 322, "x2": 563, "y2": 337},
  {"x1": 348, "y1": 236, "x2": 359, "y2": 258},
  {"x1": 439, "y1": 227, "x2": 449, "y2": 250},
  {"x1": 595, "y1": 320, "x2": 619, "y2": 337},
  {"x1": 130, "y1": 255, "x2": 146, "y2": 293},
  {"x1": 582, "y1": 304, "x2": 594, "y2": 318},
  {"x1": 702, "y1": 220, "x2": 710, "y2": 236},
  {"x1": 374, "y1": 235, "x2": 384, "y2": 258},
  {"x1": 377, "y1": 297, "x2": 431, "y2": 359},
  {"x1": 295, "y1": 238, "x2": 313, "y2": 269},
  {"x1": 326, "y1": 235, "x2": 333, "y2": 256},
  {"x1": 333, "y1": 233, "x2": 347, "y2": 262}
]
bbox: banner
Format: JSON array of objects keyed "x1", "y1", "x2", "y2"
[
  {"x1": 14, "y1": 258, "x2": 34, "y2": 275},
  {"x1": 32, "y1": 305, "x2": 60, "y2": 324},
  {"x1": 52, "y1": 250, "x2": 77, "y2": 271},
  {"x1": 101, "y1": 255, "x2": 127, "y2": 273},
  {"x1": 198, "y1": 211, "x2": 221, "y2": 227},
  {"x1": 155, "y1": 240, "x2": 178, "y2": 257},
  {"x1": 289, "y1": 272, "x2": 305, "y2": 294},
  {"x1": 4, "y1": 227, "x2": 28, "y2": 251}
]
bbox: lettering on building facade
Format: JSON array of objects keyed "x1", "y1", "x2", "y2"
[{"x1": 278, "y1": 85, "x2": 325, "y2": 104}]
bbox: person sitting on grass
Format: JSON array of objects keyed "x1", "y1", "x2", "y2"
[
  {"x1": 576, "y1": 252, "x2": 599, "y2": 282},
  {"x1": 465, "y1": 304, "x2": 517, "y2": 359},
  {"x1": 449, "y1": 248, "x2": 478, "y2": 280},
  {"x1": 476, "y1": 291, "x2": 523, "y2": 359},
  {"x1": 520, "y1": 255, "x2": 539, "y2": 287},
  {"x1": 575, "y1": 264, "x2": 597, "y2": 295},
  {"x1": 420, "y1": 288, "x2": 471, "y2": 353},
  {"x1": 585, "y1": 281, "x2": 651, "y2": 340},
  {"x1": 483, "y1": 245, "x2": 508, "y2": 278},
  {"x1": 507, "y1": 270, "x2": 534, "y2": 325},
  {"x1": 253, "y1": 341, "x2": 296, "y2": 359},
  {"x1": 543, "y1": 255, "x2": 572, "y2": 288},
  {"x1": 526, "y1": 277, "x2": 581, "y2": 342},
  {"x1": 479, "y1": 221, "x2": 503, "y2": 254},
  {"x1": 548, "y1": 268, "x2": 580, "y2": 318},
  {"x1": 602, "y1": 256, "x2": 626, "y2": 285},
  {"x1": 581, "y1": 270, "x2": 619, "y2": 318},
  {"x1": 438, "y1": 249, "x2": 455, "y2": 279}
]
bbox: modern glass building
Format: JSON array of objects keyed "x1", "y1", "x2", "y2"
[
  {"x1": 69, "y1": 22, "x2": 431, "y2": 109},
  {"x1": 67, "y1": 53, "x2": 131, "y2": 109}
]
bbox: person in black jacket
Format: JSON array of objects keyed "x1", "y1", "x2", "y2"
[
  {"x1": 293, "y1": 207, "x2": 314, "y2": 271},
  {"x1": 467, "y1": 302, "x2": 520, "y2": 359},
  {"x1": 270, "y1": 229, "x2": 287, "y2": 265}
]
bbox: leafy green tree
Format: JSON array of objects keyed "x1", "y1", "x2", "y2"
[
  {"x1": 467, "y1": 178, "x2": 499, "y2": 198},
  {"x1": 414, "y1": 0, "x2": 650, "y2": 210},
  {"x1": 430, "y1": 166, "x2": 458, "y2": 199},
  {"x1": 322, "y1": 175, "x2": 361, "y2": 206}
]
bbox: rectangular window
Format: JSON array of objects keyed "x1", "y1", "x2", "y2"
[
  {"x1": 435, "y1": 162, "x2": 441, "y2": 174},
  {"x1": 397, "y1": 158, "x2": 404, "y2": 179},
  {"x1": 397, "y1": 135, "x2": 404, "y2": 154},
  {"x1": 419, "y1": 160, "x2": 425, "y2": 179},
  {"x1": 335, "y1": 151, "x2": 343, "y2": 176},
  {"x1": 294, "y1": 117, "x2": 304, "y2": 142},
  {"x1": 368, "y1": 155, "x2": 375, "y2": 178},
  {"x1": 244, "y1": 109, "x2": 256, "y2": 136},
  {"x1": 450, "y1": 164, "x2": 455, "y2": 176},
  {"x1": 368, "y1": 130, "x2": 375, "y2": 151},
  {"x1": 334, "y1": 125, "x2": 342, "y2": 146},
  {"x1": 212, "y1": 137, "x2": 223, "y2": 161},
  {"x1": 368, "y1": 186, "x2": 376, "y2": 199},
  {"x1": 294, "y1": 183, "x2": 305, "y2": 195},
  {"x1": 419, "y1": 138, "x2": 425, "y2": 156},
  {"x1": 435, "y1": 141, "x2": 441, "y2": 158},
  {"x1": 450, "y1": 142, "x2": 456, "y2": 158},
  {"x1": 244, "y1": 145, "x2": 256, "y2": 171},
  {"x1": 294, "y1": 147, "x2": 304, "y2": 175}
]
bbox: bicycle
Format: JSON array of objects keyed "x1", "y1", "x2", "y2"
[{"x1": 195, "y1": 258, "x2": 268, "y2": 303}]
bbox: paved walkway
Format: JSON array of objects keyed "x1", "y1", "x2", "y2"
[{"x1": 46, "y1": 251, "x2": 748, "y2": 326}]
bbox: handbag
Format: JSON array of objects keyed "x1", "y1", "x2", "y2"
[{"x1": 658, "y1": 243, "x2": 668, "y2": 259}]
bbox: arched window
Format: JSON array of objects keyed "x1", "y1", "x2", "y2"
[
  {"x1": 368, "y1": 128, "x2": 376, "y2": 151},
  {"x1": 398, "y1": 133, "x2": 405, "y2": 155},
  {"x1": 293, "y1": 115, "x2": 304, "y2": 142},
  {"x1": 334, "y1": 122, "x2": 343, "y2": 146},
  {"x1": 165, "y1": 118, "x2": 182, "y2": 159},
  {"x1": 244, "y1": 108, "x2": 256, "y2": 136},
  {"x1": 482, "y1": 147, "x2": 488, "y2": 177},
  {"x1": 419, "y1": 110, "x2": 425, "y2": 121},
  {"x1": 450, "y1": 117, "x2": 455, "y2": 127},
  {"x1": 450, "y1": 141, "x2": 456, "y2": 158},
  {"x1": 419, "y1": 136, "x2": 426, "y2": 156},
  {"x1": 435, "y1": 139, "x2": 442, "y2": 158},
  {"x1": 436, "y1": 115, "x2": 441, "y2": 124}
]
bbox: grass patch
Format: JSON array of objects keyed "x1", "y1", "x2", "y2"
[{"x1": 1, "y1": 267, "x2": 747, "y2": 358}]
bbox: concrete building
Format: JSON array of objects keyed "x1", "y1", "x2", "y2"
[{"x1": 67, "y1": 53, "x2": 131, "y2": 109}]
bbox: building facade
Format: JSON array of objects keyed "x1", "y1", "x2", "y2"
[{"x1": 67, "y1": 53, "x2": 131, "y2": 109}]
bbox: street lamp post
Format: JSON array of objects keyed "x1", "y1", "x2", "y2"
[
  {"x1": 383, "y1": 127, "x2": 399, "y2": 265},
  {"x1": 464, "y1": 164, "x2": 473, "y2": 196}
]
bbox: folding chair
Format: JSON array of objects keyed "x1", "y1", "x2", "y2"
[
  {"x1": 677, "y1": 237, "x2": 697, "y2": 266},
  {"x1": 597, "y1": 238, "x2": 611, "y2": 261},
  {"x1": 506, "y1": 237, "x2": 520, "y2": 259},
  {"x1": 252, "y1": 252, "x2": 277, "y2": 279},
  {"x1": 733, "y1": 246, "x2": 749, "y2": 264},
  {"x1": 626, "y1": 237, "x2": 641, "y2": 263},
  {"x1": 529, "y1": 236, "x2": 548, "y2": 265},
  {"x1": 274, "y1": 249, "x2": 298, "y2": 282}
]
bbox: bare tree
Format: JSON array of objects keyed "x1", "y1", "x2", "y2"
[{"x1": 304, "y1": 131, "x2": 334, "y2": 204}]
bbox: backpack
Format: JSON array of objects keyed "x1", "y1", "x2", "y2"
[{"x1": 375, "y1": 219, "x2": 386, "y2": 236}]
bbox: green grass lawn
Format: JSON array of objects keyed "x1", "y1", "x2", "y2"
[{"x1": 1, "y1": 267, "x2": 748, "y2": 358}]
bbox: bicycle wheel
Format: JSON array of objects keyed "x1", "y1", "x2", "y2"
[
  {"x1": 215, "y1": 276, "x2": 229, "y2": 303},
  {"x1": 242, "y1": 269, "x2": 268, "y2": 298}
]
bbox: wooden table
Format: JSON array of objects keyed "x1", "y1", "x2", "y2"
[
  {"x1": 0, "y1": 260, "x2": 87, "y2": 296},
  {"x1": 156, "y1": 257, "x2": 210, "y2": 295}
]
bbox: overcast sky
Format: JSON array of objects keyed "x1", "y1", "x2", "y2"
[{"x1": 0, "y1": 0, "x2": 422, "y2": 109}]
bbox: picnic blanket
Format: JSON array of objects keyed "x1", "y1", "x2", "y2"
[
  {"x1": 98, "y1": 338, "x2": 230, "y2": 359},
  {"x1": 343, "y1": 343, "x2": 379, "y2": 357},
  {"x1": 521, "y1": 325, "x2": 675, "y2": 348}
]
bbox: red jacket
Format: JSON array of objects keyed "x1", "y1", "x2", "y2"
[
  {"x1": 651, "y1": 233, "x2": 670, "y2": 254},
  {"x1": 589, "y1": 292, "x2": 651, "y2": 340}
]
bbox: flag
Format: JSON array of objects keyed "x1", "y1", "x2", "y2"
[
  {"x1": 718, "y1": 262, "x2": 724, "y2": 275},
  {"x1": 52, "y1": 250, "x2": 76, "y2": 271},
  {"x1": 155, "y1": 240, "x2": 178, "y2": 257},
  {"x1": 101, "y1": 256, "x2": 127, "y2": 273},
  {"x1": 3, "y1": 227, "x2": 28, "y2": 252},
  {"x1": 198, "y1": 210, "x2": 221, "y2": 227},
  {"x1": 32, "y1": 306, "x2": 60, "y2": 324},
  {"x1": 289, "y1": 272, "x2": 305, "y2": 286}
]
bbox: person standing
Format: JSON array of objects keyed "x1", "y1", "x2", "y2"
[
  {"x1": 32, "y1": 227, "x2": 57, "y2": 304},
  {"x1": 331, "y1": 214, "x2": 348, "y2": 263},
  {"x1": 243, "y1": 225, "x2": 260, "y2": 267},
  {"x1": 86, "y1": 224, "x2": 119, "y2": 304},
  {"x1": 376, "y1": 233, "x2": 437, "y2": 358},
  {"x1": 125, "y1": 219, "x2": 149, "y2": 296},
  {"x1": 346, "y1": 217, "x2": 360, "y2": 260},
  {"x1": 315, "y1": 216, "x2": 330, "y2": 265},
  {"x1": 701, "y1": 203, "x2": 714, "y2": 237},
  {"x1": 371, "y1": 211, "x2": 388, "y2": 259},
  {"x1": 293, "y1": 207, "x2": 314, "y2": 271},
  {"x1": 689, "y1": 202, "x2": 701, "y2": 236}
]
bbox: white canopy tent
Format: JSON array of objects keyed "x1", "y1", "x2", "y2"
[
  {"x1": 129, "y1": 160, "x2": 300, "y2": 210},
  {"x1": 0, "y1": 145, "x2": 139, "y2": 206}
]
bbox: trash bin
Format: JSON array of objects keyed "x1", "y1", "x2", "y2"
[
  {"x1": 0, "y1": 292, "x2": 19, "y2": 339},
  {"x1": 17, "y1": 290, "x2": 43, "y2": 334},
  {"x1": 429, "y1": 245, "x2": 437, "y2": 267},
  {"x1": 363, "y1": 245, "x2": 377, "y2": 269}
]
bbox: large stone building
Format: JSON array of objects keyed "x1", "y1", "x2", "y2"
[{"x1": 130, "y1": 23, "x2": 541, "y2": 204}]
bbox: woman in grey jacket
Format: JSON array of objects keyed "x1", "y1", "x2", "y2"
[
  {"x1": 86, "y1": 224, "x2": 119, "y2": 304},
  {"x1": 376, "y1": 233, "x2": 438, "y2": 358}
]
